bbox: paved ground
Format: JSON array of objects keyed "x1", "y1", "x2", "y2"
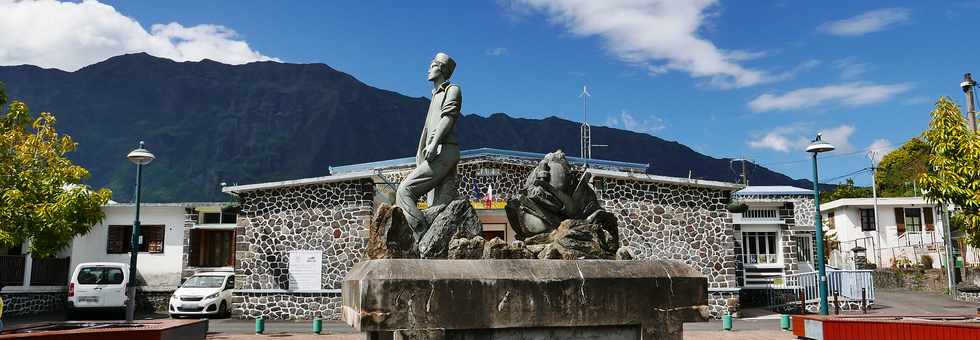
[
  {"x1": 873, "y1": 289, "x2": 978, "y2": 314},
  {"x1": 6, "y1": 289, "x2": 975, "y2": 339},
  {"x1": 202, "y1": 330, "x2": 795, "y2": 340}
]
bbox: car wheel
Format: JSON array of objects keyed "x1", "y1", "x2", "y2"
[{"x1": 219, "y1": 302, "x2": 229, "y2": 319}]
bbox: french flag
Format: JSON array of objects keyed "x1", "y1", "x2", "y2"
[{"x1": 484, "y1": 184, "x2": 494, "y2": 209}]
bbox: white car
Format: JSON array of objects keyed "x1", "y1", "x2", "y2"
[
  {"x1": 169, "y1": 272, "x2": 234, "y2": 318},
  {"x1": 67, "y1": 262, "x2": 129, "y2": 318}
]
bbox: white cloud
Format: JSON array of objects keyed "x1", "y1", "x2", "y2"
[
  {"x1": 604, "y1": 110, "x2": 666, "y2": 134},
  {"x1": 747, "y1": 123, "x2": 855, "y2": 153},
  {"x1": 505, "y1": 0, "x2": 774, "y2": 88},
  {"x1": 486, "y1": 47, "x2": 510, "y2": 56},
  {"x1": 748, "y1": 82, "x2": 912, "y2": 112},
  {"x1": 833, "y1": 57, "x2": 870, "y2": 79},
  {"x1": 820, "y1": 8, "x2": 910, "y2": 36},
  {"x1": 0, "y1": 0, "x2": 278, "y2": 71},
  {"x1": 867, "y1": 138, "x2": 894, "y2": 154}
]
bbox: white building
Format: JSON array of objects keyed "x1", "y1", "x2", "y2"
[
  {"x1": 731, "y1": 186, "x2": 816, "y2": 289},
  {"x1": 820, "y1": 197, "x2": 946, "y2": 268}
]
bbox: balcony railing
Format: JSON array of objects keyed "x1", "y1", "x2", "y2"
[
  {"x1": 743, "y1": 254, "x2": 779, "y2": 265},
  {"x1": 743, "y1": 209, "x2": 780, "y2": 221}
]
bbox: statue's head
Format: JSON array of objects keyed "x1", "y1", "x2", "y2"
[{"x1": 428, "y1": 52, "x2": 456, "y2": 82}]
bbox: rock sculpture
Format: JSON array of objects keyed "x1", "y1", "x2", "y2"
[{"x1": 500, "y1": 150, "x2": 624, "y2": 259}]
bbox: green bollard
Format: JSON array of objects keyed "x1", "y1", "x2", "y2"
[
  {"x1": 780, "y1": 314, "x2": 790, "y2": 331},
  {"x1": 255, "y1": 316, "x2": 265, "y2": 334},
  {"x1": 313, "y1": 318, "x2": 323, "y2": 334},
  {"x1": 722, "y1": 313, "x2": 733, "y2": 331}
]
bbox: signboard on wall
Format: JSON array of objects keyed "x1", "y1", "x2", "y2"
[{"x1": 288, "y1": 250, "x2": 322, "y2": 291}]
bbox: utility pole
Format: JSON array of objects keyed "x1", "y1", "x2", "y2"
[
  {"x1": 963, "y1": 73, "x2": 977, "y2": 133},
  {"x1": 732, "y1": 158, "x2": 750, "y2": 186},
  {"x1": 579, "y1": 85, "x2": 592, "y2": 161},
  {"x1": 868, "y1": 151, "x2": 882, "y2": 266},
  {"x1": 942, "y1": 204, "x2": 956, "y2": 295}
]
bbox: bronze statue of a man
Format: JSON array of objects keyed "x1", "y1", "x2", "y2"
[{"x1": 396, "y1": 52, "x2": 462, "y2": 238}]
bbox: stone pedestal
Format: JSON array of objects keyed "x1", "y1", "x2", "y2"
[{"x1": 342, "y1": 259, "x2": 708, "y2": 340}]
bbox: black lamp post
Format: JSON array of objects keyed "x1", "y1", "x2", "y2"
[{"x1": 125, "y1": 141, "x2": 154, "y2": 322}]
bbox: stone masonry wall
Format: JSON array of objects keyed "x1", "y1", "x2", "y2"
[
  {"x1": 234, "y1": 179, "x2": 374, "y2": 319},
  {"x1": 592, "y1": 176, "x2": 738, "y2": 317},
  {"x1": 235, "y1": 156, "x2": 741, "y2": 319},
  {"x1": 1, "y1": 291, "x2": 65, "y2": 317}
]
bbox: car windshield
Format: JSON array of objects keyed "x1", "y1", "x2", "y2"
[
  {"x1": 77, "y1": 266, "x2": 124, "y2": 285},
  {"x1": 182, "y1": 276, "x2": 226, "y2": 288}
]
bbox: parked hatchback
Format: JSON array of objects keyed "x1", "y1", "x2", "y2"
[
  {"x1": 67, "y1": 262, "x2": 129, "y2": 319},
  {"x1": 169, "y1": 272, "x2": 234, "y2": 318}
]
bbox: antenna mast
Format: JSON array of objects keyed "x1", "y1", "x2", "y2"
[{"x1": 580, "y1": 85, "x2": 592, "y2": 160}]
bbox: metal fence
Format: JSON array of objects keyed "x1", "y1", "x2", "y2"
[
  {"x1": 781, "y1": 269, "x2": 876, "y2": 302},
  {"x1": 0, "y1": 255, "x2": 25, "y2": 285},
  {"x1": 30, "y1": 256, "x2": 70, "y2": 285}
]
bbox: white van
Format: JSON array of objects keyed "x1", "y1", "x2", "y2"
[{"x1": 67, "y1": 262, "x2": 129, "y2": 318}]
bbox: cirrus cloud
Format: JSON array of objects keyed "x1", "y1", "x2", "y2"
[
  {"x1": 748, "y1": 82, "x2": 913, "y2": 112},
  {"x1": 0, "y1": 0, "x2": 278, "y2": 71},
  {"x1": 820, "y1": 8, "x2": 910, "y2": 36}
]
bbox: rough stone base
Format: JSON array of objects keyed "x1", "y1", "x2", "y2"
[
  {"x1": 707, "y1": 290, "x2": 739, "y2": 319},
  {"x1": 233, "y1": 292, "x2": 341, "y2": 320},
  {"x1": 373, "y1": 325, "x2": 660, "y2": 340},
  {"x1": 344, "y1": 259, "x2": 706, "y2": 340},
  {"x1": 137, "y1": 290, "x2": 175, "y2": 314},
  {"x1": 1, "y1": 291, "x2": 66, "y2": 317},
  {"x1": 955, "y1": 290, "x2": 980, "y2": 303}
]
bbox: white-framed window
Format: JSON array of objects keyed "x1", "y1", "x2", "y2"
[
  {"x1": 743, "y1": 231, "x2": 779, "y2": 265},
  {"x1": 200, "y1": 211, "x2": 237, "y2": 224}
]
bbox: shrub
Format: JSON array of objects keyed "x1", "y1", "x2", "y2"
[{"x1": 920, "y1": 255, "x2": 934, "y2": 269}]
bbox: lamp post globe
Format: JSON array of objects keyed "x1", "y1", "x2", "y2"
[
  {"x1": 807, "y1": 133, "x2": 834, "y2": 315},
  {"x1": 127, "y1": 141, "x2": 155, "y2": 165},
  {"x1": 125, "y1": 141, "x2": 153, "y2": 322}
]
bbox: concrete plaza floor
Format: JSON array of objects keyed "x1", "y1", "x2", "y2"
[{"x1": 6, "y1": 288, "x2": 975, "y2": 339}]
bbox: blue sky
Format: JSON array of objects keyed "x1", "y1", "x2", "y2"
[{"x1": 2, "y1": 1, "x2": 979, "y2": 185}]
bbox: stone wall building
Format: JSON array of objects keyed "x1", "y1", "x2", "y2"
[
  {"x1": 224, "y1": 148, "x2": 745, "y2": 319},
  {"x1": 730, "y1": 186, "x2": 816, "y2": 309}
]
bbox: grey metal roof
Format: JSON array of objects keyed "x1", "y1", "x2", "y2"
[
  {"x1": 734, "y1": 185, "x2": 813, "y2": 196},
  {"x1": 328, "y1": 148, "x2": 649, "y2": 174}
]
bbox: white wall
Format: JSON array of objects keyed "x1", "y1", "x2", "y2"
[
  {"x1": 823, "y1": 204, "x2": 946, "y2": 268},
  {"x1": 69, "y1": 206, "x2": 186, "y2": 290}
]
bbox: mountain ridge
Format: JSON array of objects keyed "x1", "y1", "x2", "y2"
[{"x1": 0, "y1": 53, "x2": 818, "y2": 202}]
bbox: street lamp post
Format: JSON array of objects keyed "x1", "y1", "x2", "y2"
[
  {"x1": 807, "y1": 133, "x2": 834, "y2": 315},
  {"x1": 125, "y1": 141, "x2": 155, "y2": 322}
]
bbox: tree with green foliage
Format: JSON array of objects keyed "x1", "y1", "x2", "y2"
[
  {"x1": 820, "y1": 178, "x2": 872, "y2": 203},
  {"x1": 918, "y1": 97, "x2": 980, "y2": 246},
  {"x1": 877, "y1": 137, "x2": 930, "y2": 197},
  {"x1": 0, "y1": 83, "x2": 111, "y2": 257}
]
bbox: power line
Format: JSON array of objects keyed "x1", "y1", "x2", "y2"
[
  {"x1": 823, "y1": 167, "x2": 872, "y2": 184},
  {"x1": 754, "y1": 145, "x2": 892, "y2": 167}
]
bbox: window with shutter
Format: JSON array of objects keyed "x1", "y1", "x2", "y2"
[
  {"x1": 894, "y1": 208, "x2": 906, "y2": 235},
  {"x1": 144, "y1": 225, "x2": 165, "y2": 253},
  {"x1": 105, "y1": 225, "x2": 164, "y2": 253},
  {"x1": 106, "y1": 225, "x2": 128, "y2": 254}
]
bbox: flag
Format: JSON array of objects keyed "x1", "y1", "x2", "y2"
[{"x1": 484, "y1": 184, "x2": 493, "y2": 209}]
